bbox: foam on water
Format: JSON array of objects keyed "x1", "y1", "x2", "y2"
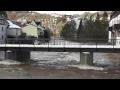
[
  {"x1": 0, "y1": 60, "x2": 21, "y2": 65},
  {"x1": 68, "y1": 65, "x2": 104, "y2": 71}
]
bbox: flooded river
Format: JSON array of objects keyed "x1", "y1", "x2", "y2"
[{"x1": 0, "y1": 51, "x2": 120, "y2": 79}]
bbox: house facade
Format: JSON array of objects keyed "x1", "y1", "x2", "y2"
[
  {"x1": 6, "y1": 20, "x2": 22, "y2": 38},
  {"x1": 22, "y1": 21, "x2": 44, "y2": 39},
  {"x1": 22, "y1": 21, "x2": 38, "y2": 38},
  {"x1": 0, "y1": 16, "x2": 7, "y2": 44},
  {"x1": 108, "y1": 11, "x2": 120, "y2": 45}
]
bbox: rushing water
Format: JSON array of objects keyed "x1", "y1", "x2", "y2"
[
  {"x1": 0, "y1": 51, "x2": 120, "y2": 79},
  {"x1": 0, "y1": 39, "x2": 120, "y2": 79}
]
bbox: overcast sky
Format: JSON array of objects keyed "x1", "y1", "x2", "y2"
[{"x1": 34, "y1": 11, "x2": 99, "y2": 15}]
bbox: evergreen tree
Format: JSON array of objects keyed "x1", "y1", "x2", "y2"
[
  {"x1": 61, "y1": 20, "x2": 76, "y2": 39},
  {"x1": 102, "y1": 11, "x2": 108, "y2": 24},
  {"x1": 77, "y1": 19, "x2": 83, "y2": 37},
  {"x1": 61, "y1": 12, "x2": 109, "y2": 41},
  {"x1": 102, "y1": 11, "x2": 108, "y2": 21},
  {"x1": 95, "y1": 13, "x2": 100, "y2": 24}
]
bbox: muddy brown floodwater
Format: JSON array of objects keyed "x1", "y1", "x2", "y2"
[{"x1": 0, "y1": 52, "x2": 120, "y2": 79}]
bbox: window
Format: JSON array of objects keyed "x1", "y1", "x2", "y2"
[
  {"x1": 2, "y1": 27, "x2": 4, "y2": 32},
  {"x1": 2, "y1": 35, "x2": 4, "y2": 40},
  {"x1": 0, "y1": 19, "x2": 5, "y2": 24},
  {"x1": 0, "y1": 20, "x2": 3, "y2": 24},
  {"x1": 117, "y1": 31, "x2": 120, "y2": 37},
  {"x1": 16, "y1": 29, "x2": 17, "y2": 36}
]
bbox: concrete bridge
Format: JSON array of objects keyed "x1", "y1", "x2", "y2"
[{"x1": 0, "y1": 38, "x2": 120, "y2": 66}]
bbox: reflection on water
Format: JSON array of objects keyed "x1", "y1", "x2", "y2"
[{"x1": 0, "y1": 51, "x2": 120, "y2": 79}]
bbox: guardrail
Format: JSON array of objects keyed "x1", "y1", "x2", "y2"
[
  {"x1": 0, "y1": 38, "x2": 120, "y2": 53},
  {"x1": 3, "y1": 38, "x2": 117, "y2": 46}
]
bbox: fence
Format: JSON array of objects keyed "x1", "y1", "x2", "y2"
[{"x1": 3, "y1": 38, "x2": 117, "y2": 46}]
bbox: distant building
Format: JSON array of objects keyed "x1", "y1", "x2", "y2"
[
  {"x1": 22, "y1": 21, "x2": 38, "y2": 38},
  {"x1": 38, "y1": 26, "x2": 45, "y2": 39},
  {"x1": 34, "y1": 21, "x2": 44, "y2": 38},
  {"x1": 6, "y1": 20, "x2": 22, "y2": 38},
  {"x1": 51, "y1": 13, "x2": 62, "y2": 18},
  {"x1": 22, "y1": 21, "x2": 44, "y2": 39}
]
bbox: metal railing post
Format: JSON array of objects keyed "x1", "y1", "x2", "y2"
[
  {"x1": 113, "y1": 38, "x2": 115, "y2": 50},
  {"x1": 96, "y1": 39, "x2": 97, "y2": 49},
  {"x1": 48, "y1": 38, "x2": 50, "y2": 51},
  {"x1": 54, "y1": 37, "x2": 55, "y2": 45},
  {"x1": 19, "y1": 38, "x2": 20, "y2": 48}
]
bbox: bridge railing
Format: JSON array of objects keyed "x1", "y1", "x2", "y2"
[{"x1": 3, "y1": 38, "x2": 117, "y2": 46}]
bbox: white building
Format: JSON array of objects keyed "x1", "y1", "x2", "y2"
[
  {"x1": 0, "y1": 18, "x2": 7, "y2": 44},
  {"x1": 108, "y1": 11, "x2": 120, "y2": 45},
  {"x1": 6, "y1": 20, "x2": 22, "y2": 38}
]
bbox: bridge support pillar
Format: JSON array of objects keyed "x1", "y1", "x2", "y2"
[
  {"x1": 80, "y1": 52, "x2": 93, "y2": 65},
  {"x1": 6, "y1": 50, "x2": 30, "y2": 61}
]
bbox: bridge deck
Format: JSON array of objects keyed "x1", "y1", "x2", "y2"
[
  {"x1": 0, "y1": 44, "x2": 118, "y2": 48},
  {"x1": 0, "y1": 44, "x2": 120, "y2": 53}
]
